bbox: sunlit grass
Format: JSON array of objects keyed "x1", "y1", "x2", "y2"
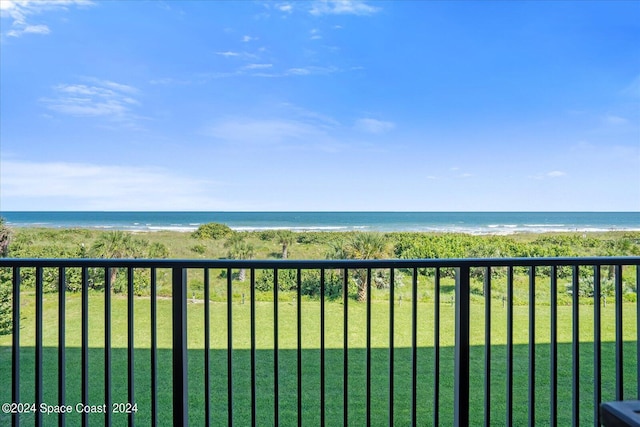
[{"x1": 1, "y1": 288, "x2": 637, "y2": 426}]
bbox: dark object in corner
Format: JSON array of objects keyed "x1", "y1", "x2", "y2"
[{"x1": 601, "y1": 401, "x2": 640, "y2": 427}]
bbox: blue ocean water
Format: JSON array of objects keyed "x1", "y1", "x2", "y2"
[{"x1": 1, "y1": 211, "x2": 639, "y2": 234}]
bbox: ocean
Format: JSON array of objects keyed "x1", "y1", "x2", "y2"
[{"x1": 1, "y1": 211, "x2": 639, "y2": 235}]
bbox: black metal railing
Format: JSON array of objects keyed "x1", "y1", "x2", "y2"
[{"x1": 0, "y1": 257, "x2": 639, "y2": 426}]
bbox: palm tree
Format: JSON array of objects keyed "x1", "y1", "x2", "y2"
[
  {"x1": 328, "y1": 233, "x2": 388, "y2": 302},
  {"x1": 276, "y1": 230, "x2": 295, "y2": 259},
  {"x1": 224, "y1": 234, "x2": 255, "y2": 281},
  {"x1": 91, "y1": 231, "x2": 144, "y2": 288}
]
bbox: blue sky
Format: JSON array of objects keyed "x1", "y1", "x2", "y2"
[{"x1": 1, "y1": 0, "x2": 639, "y2": 211}]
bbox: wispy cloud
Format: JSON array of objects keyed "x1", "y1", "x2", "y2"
[
  {"x1": 310, "y1": 28, "x2": 322, "y2": 40},
  {"x1": 286, "y1": 65, "x2": 338, "y2": 76},
  {"x1": 1, "y1": 0, "x2": 93, "y2": 38},
  {"x1": 214, "y1": 50, "x2": 259, "y2": 60},
  {"x1": 276, "y1": 3, "x2": 293, "y2": 13},
  {"x1": 215, "y1": 51, "x2": 241, "y2": 57},
  {"x1": 1, "y1": 160, "x2": 230, "y2": 210},
  {"x1": 202, "y1": 102, "x2": 345, "y2": 150},
  {"x1": 40, "y1": 78, "x2": 143, "y2": 127},
  {"x1": 309, "y1": 0, "x2": 380, "y2": 16},
  {"x1": 204, "y1": 118, "x2": 325, "y2": 145},
  {"x1": 354, "y1": 118, "x2": 395, "y2": 133},
  {"x1": 243, "y1": 63, "x2": 273, "y2": 70},
  {"x1": 529, "y1": 170, "x2": 567, "y2": 180},
  {"x1": 242, "y1": 35, "x2": 257, "y2": 42},
  {"x1": 603, "y1": 114, "x2": 629, "y2": 126}
]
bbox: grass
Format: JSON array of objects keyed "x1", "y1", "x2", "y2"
[{"x1": 1, "y1": 287, "x2": 638, "y2": 426}]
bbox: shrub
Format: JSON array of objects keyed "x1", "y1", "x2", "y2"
[
  {"x1": 0, "y1": 268, "x2": 12, "y2": 335},
  {"x1": 255, "y1": 269, "x2": 298, "y2": 292},
  {"x1": 148, "y1": 242, "x2": 170, "y2": 258},
  {"x1": 191, "y1": 244, "x2": 207, "y2": 254},
  {"x1": 112, "y1": 268, "x2": 151, "y2": 295},
  {"x1": 192, "y1": 223, "x2": 233, "y2": 240}
]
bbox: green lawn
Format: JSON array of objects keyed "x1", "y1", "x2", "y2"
[{"x1": 1, "y1": 287, "x2": 638, "y2": 426}]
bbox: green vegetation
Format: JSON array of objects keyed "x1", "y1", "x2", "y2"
[
  {"x1": 0, "y1": 224, "x2": 638, "y2": 424},
  {"x1": 0, "y1": 291, "x2": 637, "y2": 426},
  {"x1": 0, "y1": 218, "x2": 12, "y2": 335},
  {"x1": 192, "y1": 222, "x2": 234, "y2": 240},
  {"x1": 2, "y1": 226, "x2": 638, "y2": 304}
]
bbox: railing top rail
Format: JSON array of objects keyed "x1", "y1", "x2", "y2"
[{"x1": 1, "y1": 256, "x2": 639, "y2": 269}]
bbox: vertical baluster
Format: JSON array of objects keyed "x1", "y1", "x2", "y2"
[
  {"x1": 204, "y1": 269, "x2": 210, "y2": 427},
  {"x1": 150, "y1": 268, "x2": 157, "y2": 427},
  {"x1": 251, "y1": 269, "x2": 257, "y2": 427},
  {"x1": 273, "y1": 268, "x2": 279, "y2": 426},
  {"x1": 550, "y1": 266, "x2": 558, "y2": 427},
  {"x1": 614, "y1": 265, "x2": 623, "y2": 401},
  {"x1": 593, "y1": 265, "x2": 602, "y2": 427},
  {"x1": 529, "y1": 267, "x2": 535, "y2": 427},
  {"x1": 227, "y1": 268, "x2": 233, "y2": 427},
  {"x1": 82, "y1": 266, "x2": 89, "y2": 427},
  {"x1": 411, "y1": 268, "x2": 418, "y2": 427},
  {"x1": 320, "y1": 269, "x2": 326, "y2": 427},
  {"x1": 572, "y1": 265, "x2": 580, "y2": 427},
  {"x1": 296, "y1": 269, "x2": 302, "y2": 427},
  {"x1": 59, "y1": 267, "x2": 67, "y2": 427},
  {"x1": 366, "y1": 268, "x2": 372, "y2": 427},
  {"x1": 12, "y1": 267, "x2": 20, "y2": 427},
  {"x1": 507, "y1": 266, "x2": 513, "y2": 427},
  {"x1": 35, "y1": 267, "x2": 43, "y2": 427},
  {"x1": 434, "y1": 268, "x2": 440, "y2": 427},
  {"x1": 484, "y1": 267, "x2": 491, "y2": 427},
  {"x1": 172, "y1": 268, "x2": 188, "y2": 427},
  {"x1": 343, "y1": 268, "x2": 349, "y2": 426},
  {"x1": 454, "y1": 266, "x2": 470, "y2": 427},
  {"x1": 105, "y1": 268, "x2": 112, "y2": 427},
  {"x1": 128, "y1": 267, "x2": 135, "y2": 427},
  {"x1": 387, "y1": 267, "x2": 394, "y2": 425}
]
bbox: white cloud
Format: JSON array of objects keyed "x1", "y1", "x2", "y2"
[
  {"x1": 277, "y1": 3, "x2": 293, "y2": 13},
  {"x1": 529, "y1": 170, "x2": 567, "y2": 180},
  {"x1": 310, "y1": 0, "x2": 380, "y2": 16},
  {"x1": 354, "y1": 118, "x2": 395, "y2": 133},
  {"x1": 310, "y1": 28, "x2": 322, "y2": 40},
  {"x1": 243, "y1": 63, "x2": 273, "y2": 70},
  {"x1": 242, "y1": 35, "x2": 257, "y2": 42},
  {"x1": 216, "y1": 51, "x2": 240, "y2": 57},
  {"x1": 0, "y1": 160, "x2": 230, "y2": 210},
  {"x1": 286, "y1": 65, "x2": 338, "y2": 76},
  {"x1": 1, "y1": 0, "x2": 93, "y2": 37},
  {"x1": 603, "y1": 114, "x2": 629, "y2": 125},
  {"x1": 214, "y1": 50, "x2": 259, "y2": 60},
  {"x1": 288, "y1": 68, "x2": 311, "y2": 76},
  {"x1": 40, "y1": 78, "x2": 143, "y2": 126},
  {"x1": 205, "y1": 118, "x2": 324, "y2": 145},
  {"x1": 7, "y1": 23, "x2": 50, "y2": 36}
]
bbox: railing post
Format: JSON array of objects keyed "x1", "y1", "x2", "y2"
[
  {"x1": 172, "y1": 268, "x2": 188, "y2": 427},
  {"x1": 454, "y1": 266, "x2": 470, "y2": 427},
  {"x1": 12, "y1": 267, "x2": 20, "y2": 427}
]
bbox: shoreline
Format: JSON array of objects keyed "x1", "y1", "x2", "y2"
[{"x1": 6, "y1": 224, "x2": 640, "y2": 236}]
